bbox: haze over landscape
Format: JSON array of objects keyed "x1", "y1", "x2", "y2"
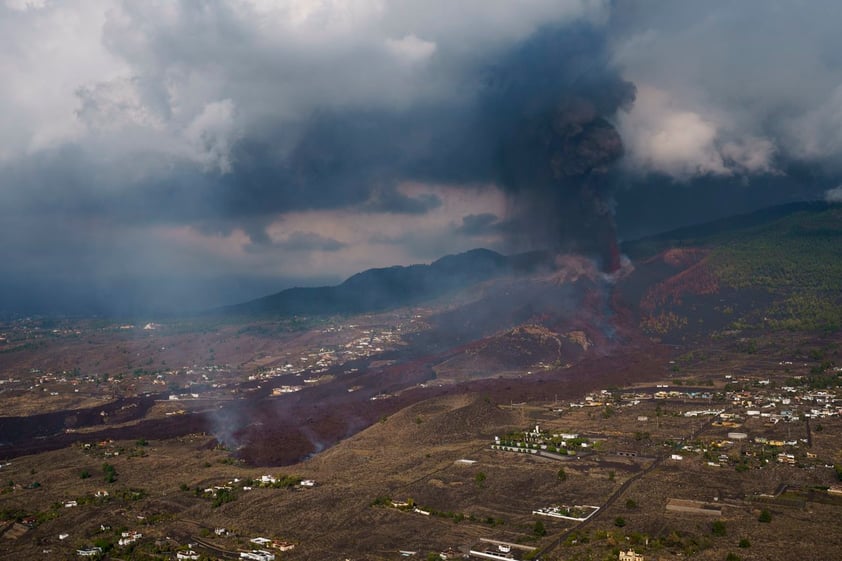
[{"x1": 2, "y1": 0, "x2": 842, "y2": 315}]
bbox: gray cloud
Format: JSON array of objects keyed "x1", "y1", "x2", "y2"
[
  {"x1": 825, "y1": 186, "x2": 842, "y2": 203},
  {"x1": 455, "y1": 213, "x2": 503, "y2": 237},
  {"x1": 2, "y1": 1, "x2": 842, "y2": 314},
  {"x1": 271, "y1": 232, "x2": 347, "y2": 253},
  {"x1": 361, "y1": 188, "x2": 442, "y2": 215},
  {"x1": 611, "y1": 0, "x2": 842, "y2": 177}
]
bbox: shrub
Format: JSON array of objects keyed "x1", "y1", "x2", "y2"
[
  {"x1": 758, "y1": 509, "x2": 772, "y2": 523},
  {"x1": 211, "y1": 488, "x2": 236, "y2": 508},
  {"x1": 102, "y1": 463, "x2": 117, "y2": 484},
  {"x1": 614, "y1": 517, "x2": 626, "y2": 527}
]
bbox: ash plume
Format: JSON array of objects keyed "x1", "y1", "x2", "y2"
[
  {"x1": 476, "y1": 27, "x2": 635, "y2": 271},
  {"x1": 220, "y1": 25, "x2": 638, "y2": 273}
]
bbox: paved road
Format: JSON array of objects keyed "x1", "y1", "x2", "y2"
[{"x1": 191, "y1": 535, "x2": 241, "y2": 560}]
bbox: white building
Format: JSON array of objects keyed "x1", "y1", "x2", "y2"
[
  {"x1": 619, "y1": 550, "x2": 644, "y2": 561},
  {"x1": 240, "y1": 551, "x2": 275, "y2": 561}
]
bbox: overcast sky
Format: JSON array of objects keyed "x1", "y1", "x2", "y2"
[{"x1": 2, "y1": 0, "x2": 842, "y2": 316}]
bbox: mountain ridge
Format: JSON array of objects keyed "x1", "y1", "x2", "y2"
[
  {"x1": 218, "y1": 248, "x2": 554, "y2": 317},
  {"x1": 221, "y1": 200, "x2": 839, "y2": 321}
]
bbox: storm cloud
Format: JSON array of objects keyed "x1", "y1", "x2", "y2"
[{"x1": 1, "y1": 1, "x2": 842, "y2": 314}]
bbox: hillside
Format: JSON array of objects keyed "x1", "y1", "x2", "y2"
[
  {"x1": 222, "y1": 202, "x2": 842, "y2": 337},
  {"x1": 2, "y1": 204, "x2": 842, "y2": 560},
  {"x1": 621, "y1": 201, "x2": 835, "y2": 258},
  {"x1": 219, "y1": 249, "x2": 552, "y2": 317},
  {"x1": 2, "y1": 202, "x2": 841, "y2": 462},
  {"x1": 622, "y1": 202, "x2": 842, "y2": 338}
]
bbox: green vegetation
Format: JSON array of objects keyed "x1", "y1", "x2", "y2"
[
  {"x1": 211, "y1": 488, "x2": 236, "y2": 508},
  {"x1": 533, "y1": 520, "x2": 547, "y2": 536},
  {"x1": 118, "y1": 488, "x2": 147, "y2": 502},
  {"x1": 711, "y1": 520, "x2": 727, "y2": 536},
  {"x1": 93, "y1": 537, "x2": 114, "y2": 553},
  {"x1": 370, "y1": 495, "x2": 392, "y2": 507},
  {"x1": 661, "y1": 529, "x2": 712, "y2": 556},
  {"x1": 80, "y1": 469, "x2": 90, "y2": 479},
  {"x1": 638, "y1": 206, "x2": 842, "y2": 335},
  {"x1": 710, "y1": 208, "x2": 842, "y2": 332},
  {"x1": 102, "y1": 463, "x2": 117, "y2": 483},
  {"x1": 614, "y1": 517, "x2": 626, "y2": 527},
  {"x1": 474, "y1": 471, "x2": 486, "y2": 486},
  {"x1": 265, "y1": 474, "x2": 302, "y2": 488},
  {"x1": 557, "y1": 468, "x2": 567, "y2": 481},
  {"x1": 738, "y1": 538, "x2": 751, "y2": 548},
  {"x1": 758, "y1": 509, "x2": 772, "y2": 523},
  {"x1": 370, "y1": 496, "x2": 503, "y2": 527}
]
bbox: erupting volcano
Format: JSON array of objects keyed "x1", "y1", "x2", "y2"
[
  {"x1": 497, "y1": 97, "x2": 628, "y2": 272},
  {"x1": 480, "y1": 29, "x2": 635, "y2": 272}
]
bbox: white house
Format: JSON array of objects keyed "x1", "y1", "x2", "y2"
[
  {"x1": 619, "y1": 550, "x2": 644, "y2": 561},
  {"x1": 240, "y1": 551, "x2": 275, "y2": 561}
]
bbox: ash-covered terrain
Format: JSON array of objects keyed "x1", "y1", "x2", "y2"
[
  {"x1": 1, "y1": 202, "x2": 840, "y2": 468},
  {"x1": 2, "y1": 204, "x2": 842, "y2": 561}
]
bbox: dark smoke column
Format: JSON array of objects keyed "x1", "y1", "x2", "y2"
[
  {"x1": 476, "y1": 27, "x2": 634, "y2": 272},
  {"x1": 549, "y1": 99, "x2": 624, "y2": 272},
  {"x1": 497, "y1": 97, "x2": 627, "y2": 272}
]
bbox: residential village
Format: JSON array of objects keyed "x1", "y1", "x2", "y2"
[
  {"x1": 365, "y1": 364, "x2": 842, "y2": 561},
  {"x1": 2, "y1": 313, "x2": 842, "y2": 561},
  {"x1": 0, "y1": 313, "x2": 430, "y2": 430}
]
